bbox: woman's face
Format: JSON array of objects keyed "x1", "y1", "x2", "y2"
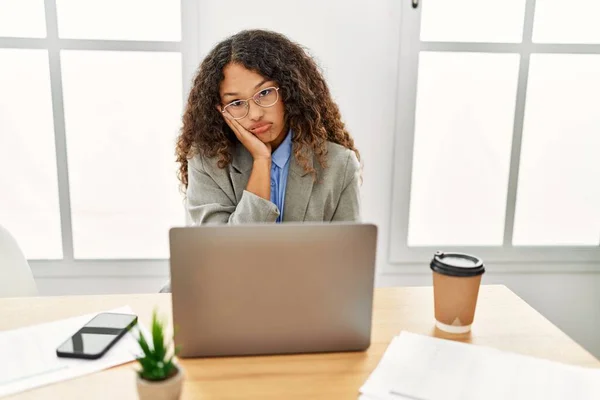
[{"x1": 219, "y1": 63, "x2": 287, "y2": 148}]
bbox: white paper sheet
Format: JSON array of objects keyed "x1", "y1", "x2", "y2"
[
  {"x1": 0, "y1": 306, "x2": 143, "y2": 398},
  {"x1": 360, "y1": 331, "x2": 600, "y2": 400}
]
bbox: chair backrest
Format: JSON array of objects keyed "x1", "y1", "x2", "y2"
[{"x1": 0, "y1": 224, "x2": 37, "y2": 297}]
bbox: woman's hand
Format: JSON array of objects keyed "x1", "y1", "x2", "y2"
[
  {"x1": 220, "y1": 108, "x2": 272, "y2": 201},
  {"x1": 221, "y1": 109, "x2": 272, "y2": 160}
]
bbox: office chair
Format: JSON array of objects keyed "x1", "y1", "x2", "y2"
[{"x1": 0, "y1": 223, "x2": 37, "y2": 297}]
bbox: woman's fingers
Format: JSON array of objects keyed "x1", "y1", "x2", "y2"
[
  {"x1": 224, "y1": 110, "x2": 247, "y2": 134},
  {"x1": 222, "y1": 109, "x2": 253, "y2": 142},
  {"x1": 221, "y1": 109, "x2": 244, "y2": 141},
  {"x1": 219, "y1": 107, "x2": 271, "y2": 160}
]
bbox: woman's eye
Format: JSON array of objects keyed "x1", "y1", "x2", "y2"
[
  {"x1": 258, "y1": 88, "x2": 272, "y2": 97},
  {"x1": 230, "y1": 100, "x2": 244, "y2": 108}
]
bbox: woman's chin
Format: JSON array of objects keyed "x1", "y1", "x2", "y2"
[
  {"x1": 257, "y1": 133, "x2": 276, "y2": 144},
  {"x1": 256, "y1": 136, "x2": 271, "y2": 144}
]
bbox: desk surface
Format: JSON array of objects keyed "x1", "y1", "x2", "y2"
[{"x1": 2, "y1": 285, "x2": 599, "y2": 399}]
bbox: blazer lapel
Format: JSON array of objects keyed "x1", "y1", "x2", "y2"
[
  {"x1": 229, "y1": 142, "x2": 315, "y2": 220},
  {"x1": 230, "y1": 144, "x2": 253, "y2": 203},
  {"x1": 283, "y1": 146, "x2": 314, "y2": 222}
]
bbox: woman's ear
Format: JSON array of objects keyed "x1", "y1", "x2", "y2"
[{"x1": 216, "y1": 104, "x2": 222, "y2": 112}]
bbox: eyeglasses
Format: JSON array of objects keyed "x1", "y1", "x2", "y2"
[{"x1": 221, "y1": 86, "x2": 280, "y2": 120}]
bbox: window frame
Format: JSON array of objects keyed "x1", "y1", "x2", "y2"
[
  {"x1": 0, "y1": 0, "x2": 198, "y2": 277},
  {"x1": 388, "y1": 0, "x2": 600, "y2": 268}
]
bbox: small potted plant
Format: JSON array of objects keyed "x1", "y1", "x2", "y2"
[{"x1": 135, "y1": 310, "x2": 184, "y2": 400}]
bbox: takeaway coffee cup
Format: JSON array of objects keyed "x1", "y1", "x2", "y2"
[{"x1": 430, "y1": 251, "x2": 485, "y2": 334}]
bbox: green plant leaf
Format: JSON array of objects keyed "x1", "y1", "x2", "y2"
[
  {"x1": 135, "y1": 307, "x2": 179, "y2": 382},
  {"x1": 136, "y1": 329, "x2": 152, "y2": 358},
  {"x1": 151, "y1": 310, "x2": 166, "y2": 361},
  {"x1": 163, "y1": 362, "x2": 175, "y2": 378}
]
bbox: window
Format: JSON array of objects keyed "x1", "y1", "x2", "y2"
[
  {"x1": 0, "y1": 0, "x2": 47, "y2": 38},
  {"x1": 0, "y1": 1, "x2": 195, "y2": 266},
  {"x1": 390, "y1": 0, "x2": 600, "y2": 264},
  {"x1": 61, "y1": 50, "x2": 183, "y2": 259},
  {"x1": 0, "y1": 49, "x2": 62, "y2": 259}
]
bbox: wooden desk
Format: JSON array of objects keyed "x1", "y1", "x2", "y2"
[{"x1": 2, "y1": 285, "x2": 599, "y2": 399}]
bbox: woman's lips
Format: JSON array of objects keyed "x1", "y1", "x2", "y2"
[{"x1": 251, "y1": 123, "x2": 272, "y2": 135}]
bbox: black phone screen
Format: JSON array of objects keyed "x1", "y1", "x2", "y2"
[{"x1": 56, "y1": 313, "x2": 138, "y2": 359}]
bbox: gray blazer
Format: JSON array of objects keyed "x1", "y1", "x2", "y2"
[
  {"x1": 186, "y1": 140, "x2": 361, "y2": 224},
  {"x1": 159, "y1": 141, "x2": 361, "y2": 293}
]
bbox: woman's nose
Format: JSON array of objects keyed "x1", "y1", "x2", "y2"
[{"x1": 246, "y1": 100, "x2": 264, "y2": 121}]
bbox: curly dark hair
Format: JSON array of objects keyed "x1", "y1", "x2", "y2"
[{"x1": 176, "y1": 29, "x2": 360, "y2": 189}]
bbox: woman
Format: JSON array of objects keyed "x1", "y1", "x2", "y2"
[{"x1": 176, "y1": 29, "x2": 361, "y2": 225}]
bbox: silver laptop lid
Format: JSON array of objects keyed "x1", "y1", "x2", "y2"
[{"x1": 169, "y1": 223, "x2": 377, "y2": 358}]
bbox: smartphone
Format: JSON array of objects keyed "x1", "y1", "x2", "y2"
[{"x1": 56, "y1": 312, "x2": 138, "y2": 360}]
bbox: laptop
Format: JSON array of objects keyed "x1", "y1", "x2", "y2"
[{"x1": 168, "y1": 223, "x2": 377, "y2": 358}]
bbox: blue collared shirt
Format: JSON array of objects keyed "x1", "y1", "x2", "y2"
[{"x1": 270, "y1": 130, "x2": 292, "y2": 223}]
